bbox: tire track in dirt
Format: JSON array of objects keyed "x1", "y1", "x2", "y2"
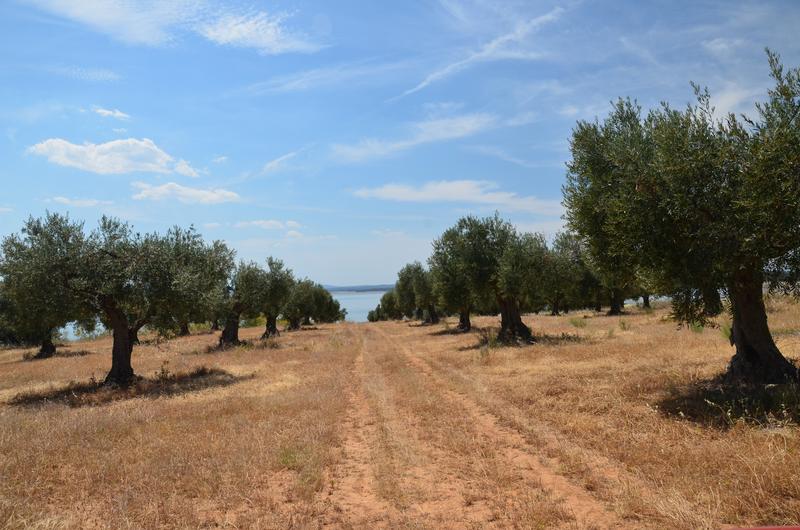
[
  {"x1": 318, "y1": 327, "x2": 394, "y2": 527},
  {"x1": 372, "y1": 324, "x2": 628, "y2": 529}
]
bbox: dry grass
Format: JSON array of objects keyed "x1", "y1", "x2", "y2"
[{"x1": 1, "y1": 300, "x2": 799, "y2": 529}]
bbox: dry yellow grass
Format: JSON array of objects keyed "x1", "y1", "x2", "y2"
[{"x1": 1, "y1": 299, "x2": 798, "y2": 529}]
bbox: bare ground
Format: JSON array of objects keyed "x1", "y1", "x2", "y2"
[{"x1": 1, "y1": 300, "x2": 799, "y2": 529}]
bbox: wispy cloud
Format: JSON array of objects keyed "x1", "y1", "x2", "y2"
[
  {"x1": 470, "y1": 145, "x2": 556, "y2": 169},
  {"x1": 702, "y1": 38, "x2": 747, "y2": 59},
  {"x1": 243, "y1": 61, "x2": 407, "y2": 94},
  {"x1": 47, "y1": 65, "x2": 121, "y2": 82},
  {"x1": 28, "y1": 1, "x2": 322, "y2": 54},
  {"x1": 132, "y1": 182, "x2": 240, "y2": 204},
  {"x1": 198, "y1": 11, "x2": 323, "y2": 55},
  {"x1": 48, "y1": 196, "x2": 113, "y2": 207},
  {"x1": 0, "y1": 207, "x2": 13, "y2": 213},
  {"x1": 212, "y1": 155, "x2": 228, "y2": 163},
  {"x1": 235, "y1": 220, "x2": 285, "y2": 230},
  {"x1": 93, "y1": 107, "x2": 129, "y2": 120},
  {"x1": 332, "y1": 113, "x2": 496, "y2": 162},
  {"x1": 354, "y1": 179, "x2": 563, "y2": 215},
  {"x1": 28, "y1": 137, "x2": 199, "y2": 176},
  {"x1": 262, "y1": 150, "x2": 300, "y2": 174},
  {"x1": 400, "y1": 7, "x2": 563, "y2": 97}
]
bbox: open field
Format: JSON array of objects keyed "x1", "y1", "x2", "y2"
[{"x1": 1, "y1": 302, "x2": 799, "y2": 529}]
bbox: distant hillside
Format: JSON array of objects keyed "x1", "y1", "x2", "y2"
[{"x1": 325, "y1": 284, "x2": 393, "y2": 293}]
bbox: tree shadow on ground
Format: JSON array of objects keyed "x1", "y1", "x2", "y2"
[
  {"x1": 9, "y1": 366, "x2": 250, "y2": 408},
  {"x1": 656, "y1": 378, "x2": 800, "y2": 429},
  {"x1": 456, "y1": 329, "x2": 587, "y2": 351},
  {"x1": 22, "y1": 348, "x2": 96, "y2": 361},
  {"x1": 429, "y1": 327, "x2": 472, "y2": 336}
]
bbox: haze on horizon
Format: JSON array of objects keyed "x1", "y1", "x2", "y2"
[{"x1": 1, "y1": 0, "x2": 798, "y2": 285}]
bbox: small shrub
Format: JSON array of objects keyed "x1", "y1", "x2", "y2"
[
  {"x1": 720, "y1": 321, "x2": 732, "y2": 342},
  {"x1": 569, "y1": 317, "x2": 587, "y2": 329},
  {"x1": 606, "y1": 328, "x2": 615, "y2": 339},
  {"x1": 618, "y1": 320, "x2": 630, "y2": 331},
  {"x1": 689, "y1": 322, "x2": 705, "y2": 333}
]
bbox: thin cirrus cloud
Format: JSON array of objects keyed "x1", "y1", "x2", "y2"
[
  {"x1": 354, "y1": 179, "x2": 563, "y2": 216},
  {"x1": 400, "y1": 6, "x2": 564, "y2": 98},
  {"x1": 332, "y1": 113, "x2": 496, "y2": 162},
  {"x1": 243, "y1": 60, "x2": 409, "y2": 94},
  {"x1": 49, "y1": 196, "x2": 113, "y2": 207},
  {"x1": 46, "y1": 65, "x2": 121, "y2": 82},
  {"x1": 28, "y1": 1, "x2": 322, "y2": 55},
  {"x1": 262, "y1": 150, "x2": 300, "y2": 174},
  {"x1": 27, "y1": 137, "x2": 199, "y2": 177},
  {"x1": 93, "y1": 107, "x2": 129, "y2": 120},
  {"x1": 132, "y1": 182, "x2": 240, "y2": 204},
  {"x1": 234, "y1": 220, "x2": 301, "y2": 230}
]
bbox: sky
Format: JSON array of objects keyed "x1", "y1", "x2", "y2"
[{"x1": 1, "y1": 0, "x2": 799, "y2": 285}]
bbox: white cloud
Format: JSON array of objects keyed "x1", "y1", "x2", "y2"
[
  {"x1": 113, "y1": 128, "x2": 127, "y2": 134},
  {"x1": 244, "y1": 61, "x2": 407, "y2": 94},
  {"x1": 132, "y1": 182, "x2": 240, "y2": 204},
  {"x1": 470, "y1": 145, "x2": 555, "y2": 169},
  {"x1": 0, "y1": 207, "x2": 13, "y2": 213},
  {"x1": 332, "y1": 113, "x2": 496, "y2": 162},
  {"x1": 702, "y1": 38, "x2": 747, "y2": 59},
  {"x1": 29, "y1": 1, "x2": 321, "y2": 54},
  {"x1": 286, "y1": 230, "x2": 303, "y2": 238},
  {"x1": 47, "y1": 65, "x2": 121, "y2": 82},
  {"x1": 712, "y1": 82, "x2": 765, "y2": 118},
  {"x1": 286, "y1": 220, "x2": 301, "y2": 229},
  {"x1": 93, "y1": 107, "x2": 129, "y2": 120},
  {"x1": 400, "y1": 7, "x2": 563, "y2": 97},
  {"x1": 198, "y1": 12, "x2": 322, "y2": 55},
  {"x1": 174, "y1": 159, "x2": 199, "y2": 177},
  {"x1": 235, "y1": 220, "x2": 285, "y2": 230},
  {"x1": 212, "y1": 155, "x2": 228, "y2": 163},
  {"x1": 203, "y1": 222, "x2": 222, "y2": 229},
  {"x1": 354, "y1": 180, "x2": 563, "y2": 215},
  {"x1": 262, "y1": 150, "x2": 299, "y2": 174},
  {"x1": 559, "y1": 105, "x2": 579, "y2": 117},
  {"x1": 28, "y1": 137, "x2": 198, "y2": 176},
  {"x1": 49, "y1": 196, "x2": 113, "y2": 207}
]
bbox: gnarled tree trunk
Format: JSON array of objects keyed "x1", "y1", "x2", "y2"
[
  {"x1": 106, "y1": 318, "x2": 134, "y2": 386},
  {"x1": 35, "y1": 335, "x2": 56, "y2": 359},
  {"x1": 703, "y1": 287, "x2": 723, "y2": 317},
  {"x1": 458, "y1": 309, "x2": 471, "y2": 332},
  {"x1": 178, "y1": 321, "x2": 190, "y2": 336},
  {"x1": 210, "y1": 319, "x2": 220, "y2": 331},
  {"x1": 642, "y1": 294, "x2": 651, "y2": 309},
  {"x1": 219, "y1": 313, "x2": 241, "y2": 347},
  {"x1": 550, "y1": 298, "x2": 561, "y2": 316},
  {"x1": 497, "y1": 298, "x2": 532, "y2": 343},
  {"x1": 608, "y1": 289, "x2": 623, "y2": 315},
  {"x1": 425, "y1": 304, "x2": 440, "y2": 324},
  {"x1": 262, "y1": 314, "x2": 279, "y2": 339},
  {"x1": 726, "y1": 267, "x2": 797, "y2": 384},
  {"x1": 287, "y1": 317, "x2": 301, "y2": 331}
]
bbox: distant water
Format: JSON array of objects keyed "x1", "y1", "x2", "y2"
[{"x1": 332, "y1": 290, "x2": 387, "y2": 323}]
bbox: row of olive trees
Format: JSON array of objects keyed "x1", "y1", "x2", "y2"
[
  {"x1": 0, "y1": 213, "x2": 345, "y2": 385},
  {"x1": 369, "y1": 214, "x2": 648, "y2": 341},
  {"x1": 563, "y1": 50, "x2": 800, "y2": 384}
]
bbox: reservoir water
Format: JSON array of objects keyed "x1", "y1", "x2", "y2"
[{"x1": 331, "y1": 290, "x2": 387, "y2": 323}]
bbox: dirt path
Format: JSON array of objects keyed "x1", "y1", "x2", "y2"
[
  {"x1": 372, "y1": 324, "x2": 626, "y2": 530},
  {"x1": 316, "y1": 323, "x2": 630, "y2": 528}
]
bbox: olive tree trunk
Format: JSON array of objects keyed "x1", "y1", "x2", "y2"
[
  {"x1": 35, "y1": 334, "x2": 56, "y2": 359},
  {"x1": 726, "y1": 268, "x2": 798, "y2": 384},
  {"x1": 457, "y1": 310, "x2": 471, "y2": 332},
  {"x1": 219, "y1": 313, "x2": 241, "y2": 347},
  {"x1": 261, "y1": 314, "x2": 279, "y2": 339},
  {"x1": 642, "y1": 294, "x2": 651, "y2": 309},
  {"x1": 424, "y1": 304, "x2": 440, "y2": 324},
  {"x1": 210, "y1": 319, "x2": 220, "y2": 331},
  {"x1": 178, "y1": 321, "x2": 190, "y2": 336},
  {"x1": 703, "y1": 287, "x2": 723, "y2": 317},
  {"x1": 497, "y1": 298, "x2": 532, "y2": 343},
  {"x1": 550, "y1": 298, "x2": 561, "y2": 316},
  {"x1": 608, "y1": 289, "x2": 624, "y2": 315},
  {"x1": 105, "y1": 318, "x2": 134, "y2": 386}
]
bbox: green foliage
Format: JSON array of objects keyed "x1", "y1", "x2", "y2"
[
  {"x1": 429, "y1": 226, "x2": 472, "y2": 316},
  {"x1": 569, "y1": 317, "x2": 587, "y2": 329},
  {"x1": 283, "y1": 280, "x2": 345, "y2": 329}
]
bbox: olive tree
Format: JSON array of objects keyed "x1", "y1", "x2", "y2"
[
  {"x1": 564, "y1": 50, "x2": 800, "y2": 383},
  {"x1": 429, "y1": 226, "x2": 473, "y2": 331},
  {"x1": 218, "y1": 262, "x2": 268, "y2": 347},
  {"x1": 260, "y1": 257, "x2": 294, "y2": 338},
  {"x1": 0, "y1": 213, "x2": 87, "y2": 357}
]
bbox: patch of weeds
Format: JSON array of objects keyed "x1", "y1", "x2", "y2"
[
  {"x1": 569, "y1": 317, "x2": 587, "y2": 329},
  {"x1": 22, "y1": 348, "x2": 95, "y2": 361},
  {"x1": 259, "y1": 337, "x2": 281, "y2": 349},
  {"x1": 618, "y1": 319, "x2": 630, "y2": 331},
  {"x1": 658, "y1": 380, "x2": 800, "y2": 428},
  {"x1": 606, "y1": 328, "x2": 615, "y2": 339},
  {"x1": 689, "y1": 322, "x2": 705, "y2": 333},
  {"x1": 474, "y1": 344, "x2": 491, "y2": 365},
  {"x1": 277, "y1": 445, "x2": 309, "y2": 471},
  {"x1": 533, "y1": 332, "x2": 585, "y2": 345},
  {"x1": 10, "y1": 366, "x2": 247, "y2": 408},
  {"x1": 719, "y1": 321, "x2": 732, "y2": 342}
]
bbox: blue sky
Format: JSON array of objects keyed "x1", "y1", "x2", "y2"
[{"x1": 1, "y1": 1, "x2": 798, "y2": 284}]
